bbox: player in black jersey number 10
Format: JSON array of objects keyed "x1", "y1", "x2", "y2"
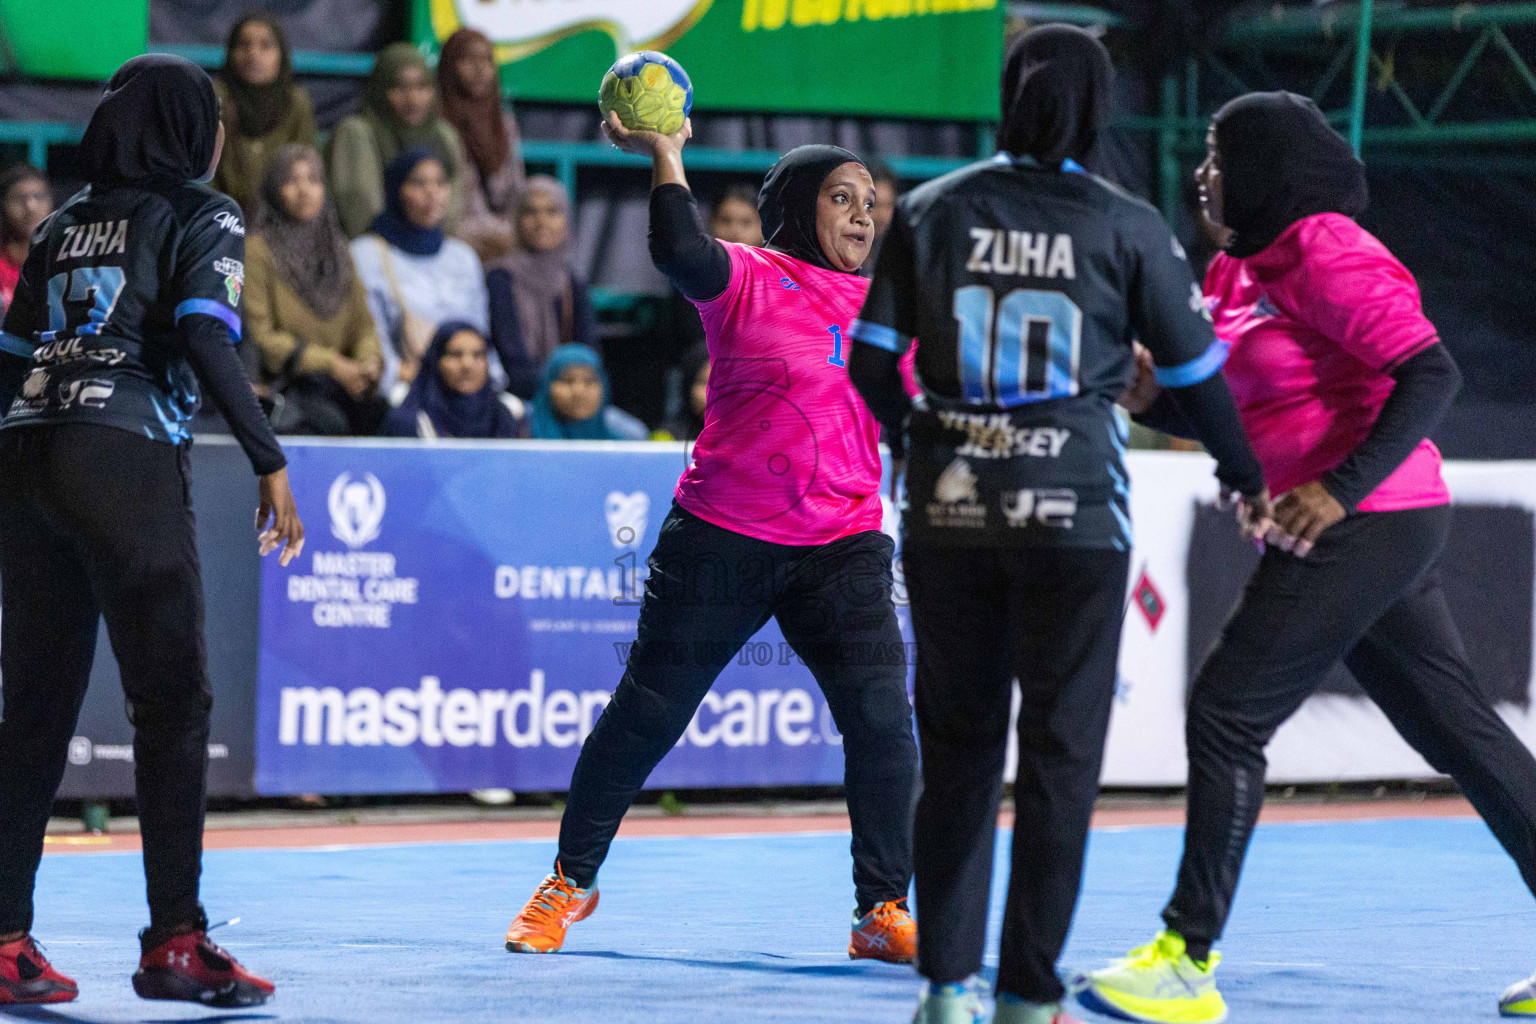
[
  {"x1": 0, "y1": 57, "x2": 302, "y2": 1008},
  {"x1": 848, "y1": 26, "x2": 1274, "y2": 1024}
]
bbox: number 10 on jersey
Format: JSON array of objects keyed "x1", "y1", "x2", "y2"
[{"x1": 953, "y1": 285, "x2": 1081, "y2": 406}]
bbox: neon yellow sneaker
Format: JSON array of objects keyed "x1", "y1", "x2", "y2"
[
  {"x1": 1076, "y1": 930, "x2": 1228, "y2": 1023},
  {"x1": 1501, "y1": 972, "x2": 1536, "y2": 1017}
]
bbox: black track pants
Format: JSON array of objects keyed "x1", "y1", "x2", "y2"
[
  {"x1": 0, "y1": 424, "x2": 211, "y2": 934},
  {"x1": 905, "y1": 544, "x2": 1130, "y2": 1003},
  {"x1": 556, "y1": 505, "x2": 918, "y2": 913},
  {"x1": 1164, "y1": 504, "x2": 1536, "y2": 957}
]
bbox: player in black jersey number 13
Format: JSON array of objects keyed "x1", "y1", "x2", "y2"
[
  {"x1": 848, "y1": 26, "x2": 1273, "y2": 1024},
  {"x1": 0, "y1": 57, "x2": 303, "y2": 1008}
]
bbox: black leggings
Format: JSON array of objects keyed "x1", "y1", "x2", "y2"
[
  {"x1": 905, "y1": 544, "x2": 1131, "y2": 1003},
  {"x1": 1164, "y1": 504, "x2": 1536, "y2": 959},
  {"x1": 556, "y1": 505, "x2": 918, "y2": 913},
  {"x1": 0, "y1": 424, "x2": 211, "y2": 935}
]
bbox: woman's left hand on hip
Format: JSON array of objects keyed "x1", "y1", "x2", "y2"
[{"x1": 1267, "y1": 481, "x2": 1346, "y2": 558}]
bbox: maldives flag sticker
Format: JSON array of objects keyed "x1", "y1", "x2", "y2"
[{"x1": 1132, "y1": 569, "x2": 1165, "y2": 631}]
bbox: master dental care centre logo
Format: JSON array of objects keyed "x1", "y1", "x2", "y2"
[{"x1": 283, "y1": 472, "x2": 419, "y2": 627}]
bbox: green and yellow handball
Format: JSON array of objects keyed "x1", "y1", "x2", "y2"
[{"x1": 598, "y1": 51, "x2": 693, "y2": 136}]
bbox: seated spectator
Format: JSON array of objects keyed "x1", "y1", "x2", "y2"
[
  {"x1": 439, "y1": 27, "x2": 525, "y2": 262},
  {"x1": 0, "y1": 163, "x2": 50, "y2": 317},
  {"x1": 248, "y1": 144, "x2": 386, "y2": 435},
  {"x1": 330, "y1": 43, "x2": 467, "y2": 237},
  {"x1": 529, "y1": 344, "x2": 647, "y2": 441},
  {"x1": 351, "y1": 148, "x2": 488, "y2": 395},
  {"x1": 868, "y1": 159, "x2": 899, "y2": 239},
  {"x1": 382, "y1": 322, "x2": 527, "y2": 439},
  {"x1": 863, "y1": 159, "x2": 900, "y2": 276},
  {"x1": 710, "y1": 183, "x2": 764, "y2": 245},
  {"x1": 664, "y1": 185, "x2": 760, "y2": 415},
  {"x1": 213, "y1": 13, "x2": 317, "y2": 217},
  {"x1": 487, "y1": 176, "x2": 595, "y2": 398},
  {"x1": 656, "y1": 342, "x2": 709, "y2": 441}
]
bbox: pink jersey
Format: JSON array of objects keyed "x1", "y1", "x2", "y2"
[
  {"x1": 898, "y1": 344, "x2": 922, "y2": 399},
  {"x1": 1205, "y1": 213, "x2": 1448, "y2": 511},
  {"x1": 675, "y1": 242, "x2": 883, "y2": 545}
]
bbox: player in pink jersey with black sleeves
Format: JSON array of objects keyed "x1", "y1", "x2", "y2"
[
  {"x1": 1086, "y1": 92, "x2": 1536, "y2": 1023},
  {"x1": 503, "y1": 113, "x2": 919, "y2": 965}
]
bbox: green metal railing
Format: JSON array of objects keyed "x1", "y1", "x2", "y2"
[
  {"x1": 158, "y1": 43, "x2": 375, "y2": 76},
  {"x1": 9, "y1": 5, "x2": 1532, "y2": 236},
  {"x1": 0, "y1": 119, "x2": 980, "y2": 198}
]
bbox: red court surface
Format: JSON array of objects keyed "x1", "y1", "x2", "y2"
[{"x1": 41, "y1": 796, "x2": 1476, "y2": 855}]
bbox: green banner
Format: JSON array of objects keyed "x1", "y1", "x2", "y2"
[
  {"x1": 414, "y1": 0, "x2": 1003, "y2": 121},
  {"x1": 0, "y1": 0, "x2": 148, "y2": 80}
]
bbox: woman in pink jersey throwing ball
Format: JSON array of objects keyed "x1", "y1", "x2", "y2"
[
  {"x1": 503, "y1": 113, "x2": 919, "y2": 963},
  {"x1": 1084, "y1": 92, "x2": 1536, "y2": 1023}
]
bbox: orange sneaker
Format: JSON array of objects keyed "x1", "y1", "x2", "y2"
[
  {"x1": 505, "y1": 866, "x2": 599, "y2": 954},
  {"x1": 848, "y1": 900, "x2": 917, "y2": 963}
]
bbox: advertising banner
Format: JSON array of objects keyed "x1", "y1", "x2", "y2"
[
  {"x1": 0, "y1": 0, "x2": 148, "y2": 81},
  {"x1": 413, "y1": 0, "x2": 1004, "y2": 121},
  {"x1": 252, "y1": 440, "x2": 1536, "y2": 795},
  {"x1": 255, "y1": 440, "x2": 909, "y2": 796}
]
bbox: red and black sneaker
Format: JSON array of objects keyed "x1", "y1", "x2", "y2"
[
  {"x1": 0, "y1": 934, "x2": 78, "y2": 1005},
  {"x1": 132, "y1": 925, "x2": 274, "y2": 1008}
]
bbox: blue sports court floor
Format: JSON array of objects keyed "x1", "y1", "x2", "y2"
[{"x1": 7, "y1": 814, "x2": 1533, "y2": 1023}]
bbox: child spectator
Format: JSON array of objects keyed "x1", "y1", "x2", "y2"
[
  {"x1": 487, "y1": 176, "x2": 596, "y2": 398},
  {"x1": 529, "y1": 344, "x2": 647, "y2": 440},
  {"x1": 0, "y1": 164, "x2": 50, "y2": 317},
  {"x1": 247, "y1": 144, "x2": 386, "y2": 435},
  {"x1": 213, "y1": 13, "x2": 318, "y2": 217},
  {"x1": 438, "y1": 27, "x2": 525, "y2": 262},
  {"x1": 351, "y1": 148, "x2": 488, "y2": 396},
  {"x1": 330, "y1": 43, "x2": 467, "y2": 237},
  {"x1": 382, "y1": 322, "x2": 527, "y2": 438}
]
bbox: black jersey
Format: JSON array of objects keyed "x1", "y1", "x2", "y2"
[
  {"x1": 0, "y1": 180, "x2": 245, "y2": 444},
  {"x1": 852, "y1": 153, "x2": 1226, "y2": 550}
]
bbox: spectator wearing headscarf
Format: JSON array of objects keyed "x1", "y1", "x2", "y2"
[
  {"x1": 438, "y1": 28, "x2": 525, "y2": 262},
  {"x1": 247, "y1": 144, "x2": 385, "y2": 435},
  {"x1": 0, "y1": 163, "x2": 50, "y2": 317},
  {"x1": 528, "y1": 344, "x2": 646, "y2": 441},
  {"x1": 212, "y1": 13, "x2": 317, "y2": 217},
  {"x1": 351, "y1": 147, "x2": 488, "y2": 396},
  {"x1": 329, "y1": 42, "x2": 467, "y2": 237},
  {"x1": 382, "y1": 321, "x2": 527, "y2": 439},
  {"x1": 486, "y1": 176, "x2": 595, "y2": 398}
]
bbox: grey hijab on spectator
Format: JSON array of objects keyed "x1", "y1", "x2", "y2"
[
  {"x1": 494, "y1": 176, "x2": 576, "y2": 366},
  {"x1": 252, "y1": 144, "x2": 354, "y2": 320}
]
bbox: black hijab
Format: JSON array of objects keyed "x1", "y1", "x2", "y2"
[
  {"x1": 758, "y1": 144, "x2": 865, "y2": 274},
  {"x1": 78, "y1": 55, "x2": 220, "y2": 187},
  {"x1": 386, "y1": 321, "x2": 521, "y2": 439},
  {"x1": 222, "y1": 13, "x2": 294, "y2": 139},
  {"x1": 998, "y1": 24, "x2": 1114, "y2": 168},
  {"x1": 1212, "y1": 91, "x2": 1368, "y2": 259}
]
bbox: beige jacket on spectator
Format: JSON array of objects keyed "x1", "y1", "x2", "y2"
[
  {"x1": 327, "y1": 116, "x2": 468, "y2": 238},
  {"x1": 245, "y1": 235, "x2": 383, "y2": 377}
]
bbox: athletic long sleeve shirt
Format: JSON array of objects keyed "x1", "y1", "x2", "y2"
[{"x1": 648, "y1": 184, "x2": 882, "y2": 546}]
